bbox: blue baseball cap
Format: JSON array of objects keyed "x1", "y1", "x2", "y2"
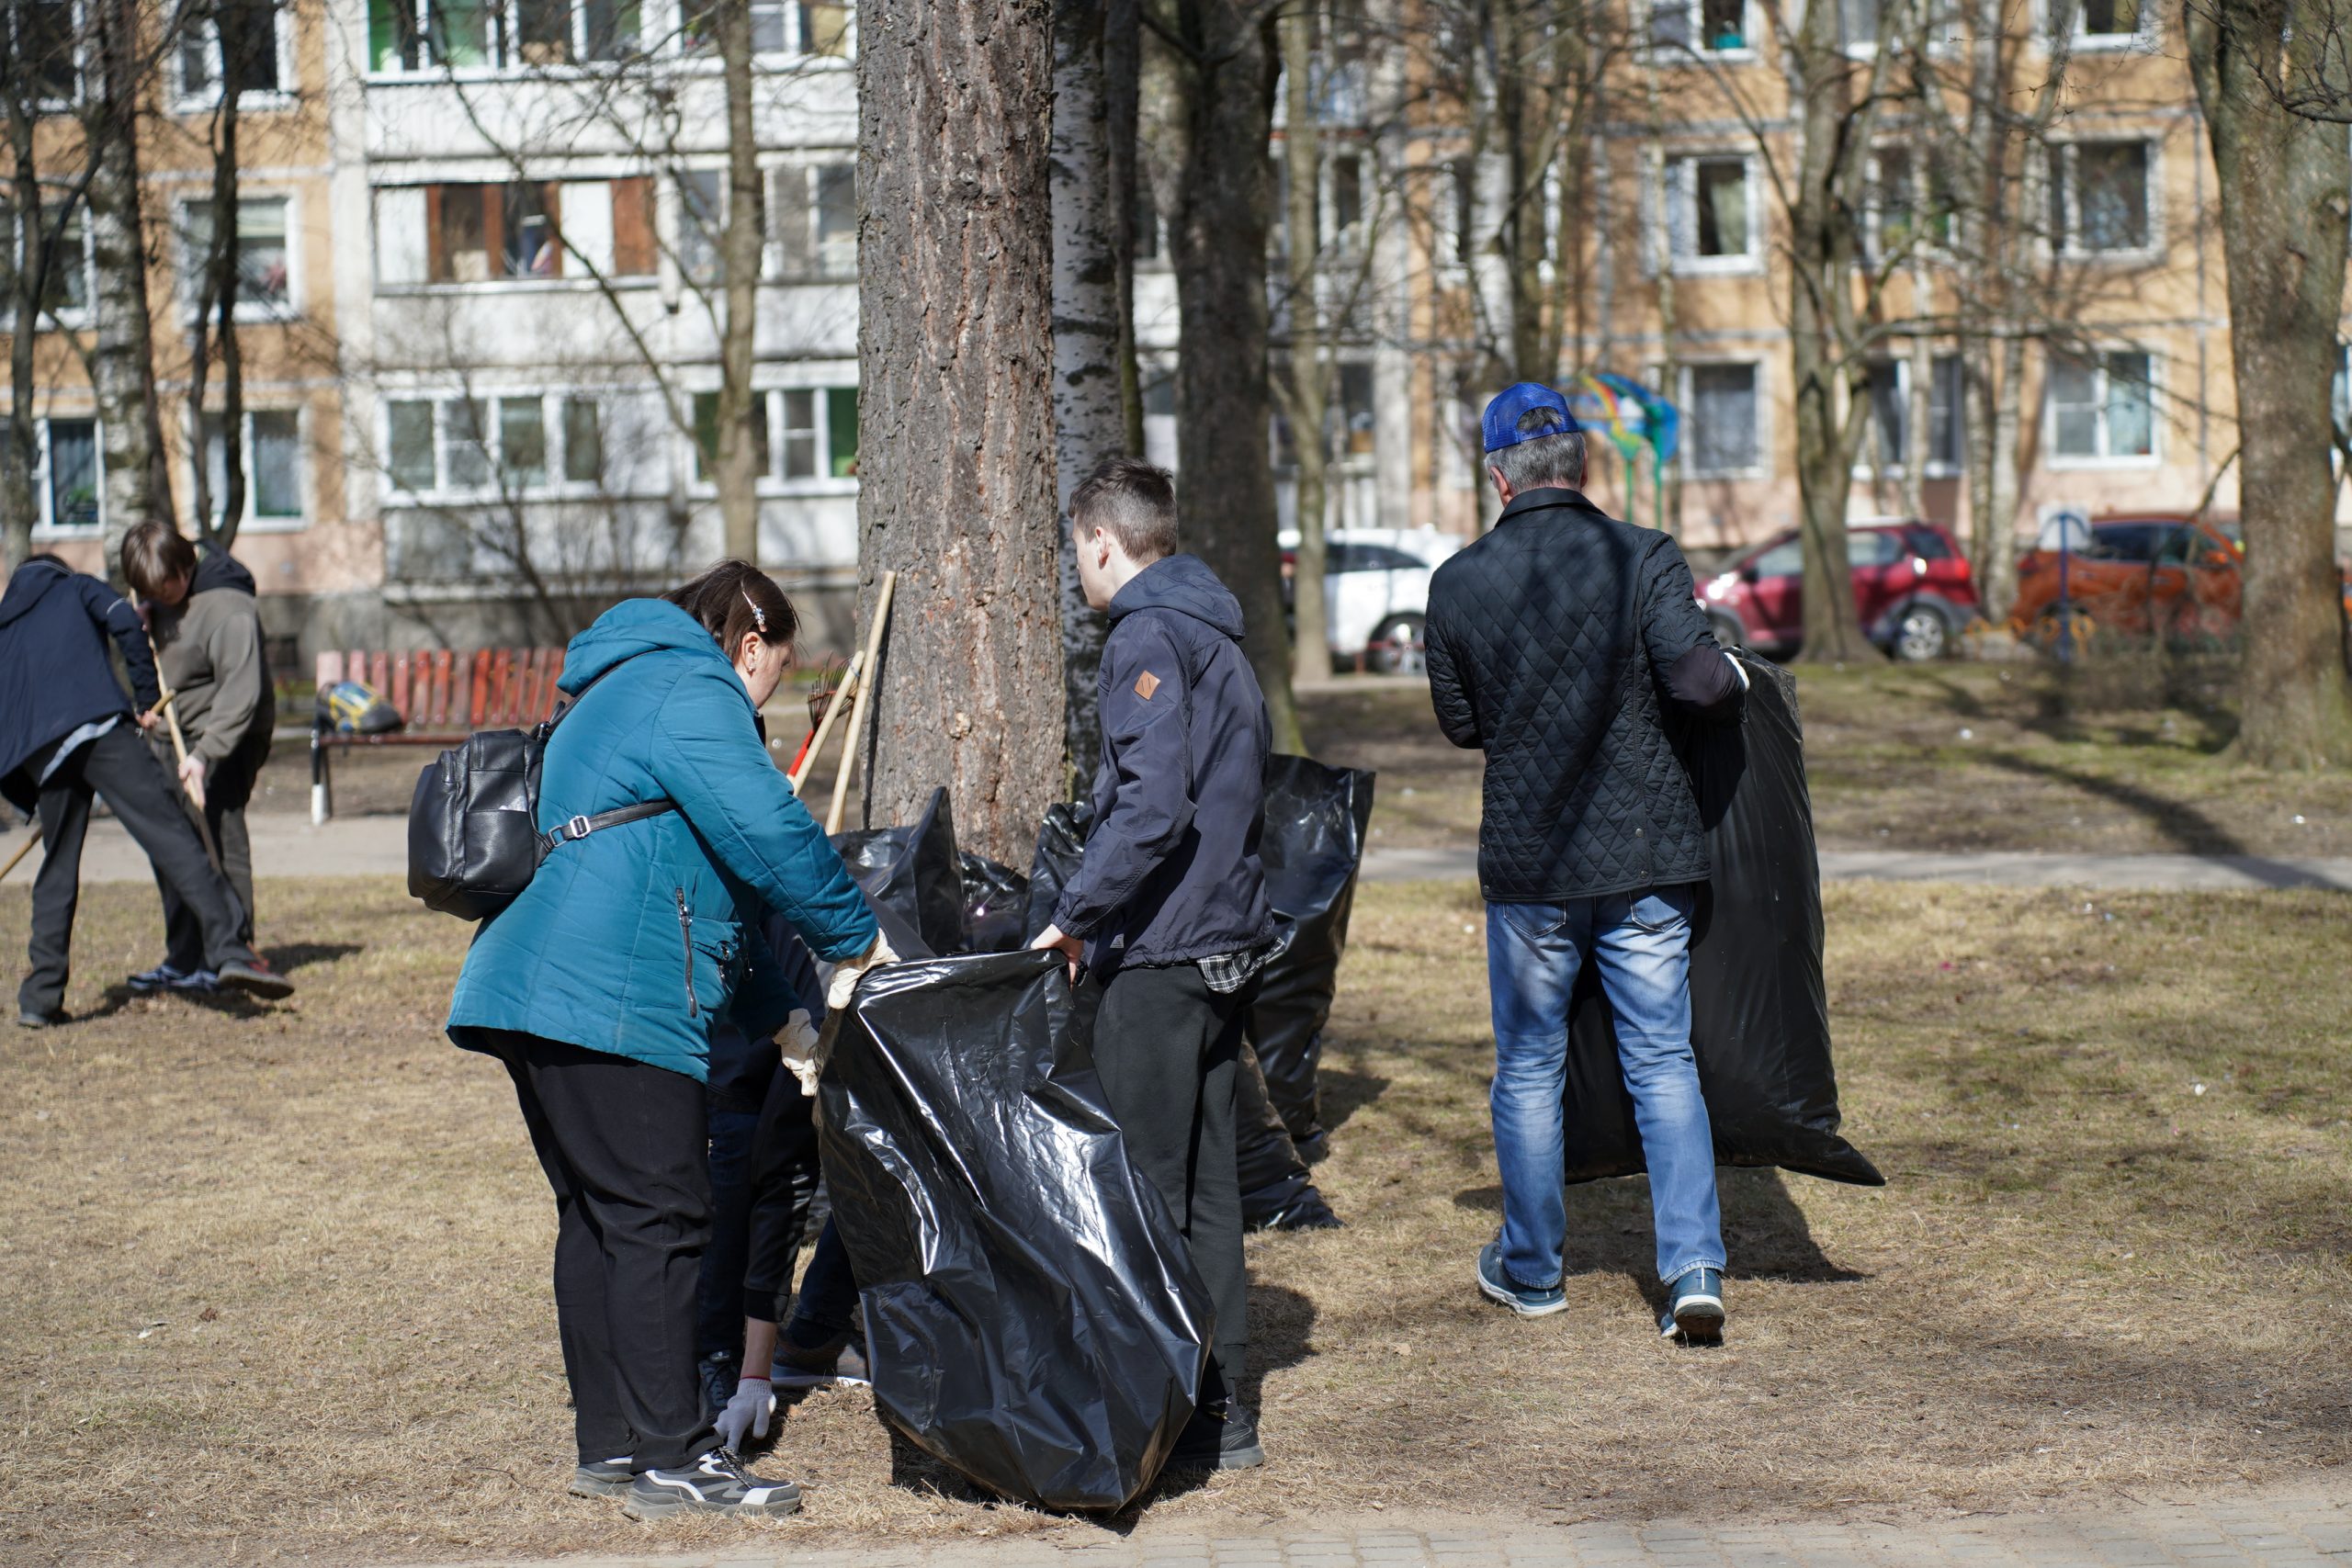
[{"x1": 1482, "y1": 382, "x2": 1579, "y2": 453}]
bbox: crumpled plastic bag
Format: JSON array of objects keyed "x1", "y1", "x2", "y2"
[
  {"x1": 832, "y1": 786, "x2": 967, "y2": 960},
  {"x1": 1562, "y1": 653, "x2": 1883, "y2": 1187},
  {"x1": 1236, "y1": 1038, "x2": 1340, "y2": 1231},
  {"x1": 818, "y1": 949, "x2": 1214, "y2": 1511},
  {"x1": 959, "y1": 851, "x2": 1031, "y2": 954},
  {"x1": 1246, "y1": 755, "x2": 1376, "y2": 1156}
]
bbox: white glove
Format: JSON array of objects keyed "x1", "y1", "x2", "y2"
[
  {"x1": 824, "y1": 931, "x2": 900, "y2": 1011},
  {"x1": 714, "y1": 1376, "x2": 775, "y2": 1450},
  {"x1": 776, "y1": 1007, "x2": 824, "y2": 1099}
]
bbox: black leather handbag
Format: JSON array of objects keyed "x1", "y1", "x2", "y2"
[{"x1": 407, "y1": 672, "x2": 674, "y2": 921}]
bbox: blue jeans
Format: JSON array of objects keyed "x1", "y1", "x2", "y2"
[{"x1": 1486, "y1": 887, "x2": 1724, "y2": 1292}]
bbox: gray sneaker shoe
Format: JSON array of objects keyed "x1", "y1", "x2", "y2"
[
  {"x1": 1476, "y1": 1240, "x2": 1566, "y2": 1318},
  {"x1": 622, "y1": 1449, "x2": 801, "y2": 1519},
  {"x1": 17, "y1": 1007, "x2": 64, "y2": 1029},
  {"x1": 214, "y1": 958, "x2": 293, "y2": 999},
  {"x1": 569, "y1": 1456, "x2": 632, "y2": 1498},
  {"x1": 1659, "y1": 1267, "x2": 1725, "y2": 1342}
]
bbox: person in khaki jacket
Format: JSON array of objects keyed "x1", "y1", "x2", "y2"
[{"x1": 119, "y1": 522, "x2": 277, "y2": 994}]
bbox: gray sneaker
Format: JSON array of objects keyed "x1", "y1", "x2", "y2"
[
  {"x1": 622, "y1": 1449, "x2": 801, "y2": 1519},
  {"x1": 214, "y1": 958, "x2": 293, "y2": 999},
  {"x1": 569, "y1": 1456, "x2": 632, "y2": 1498}
]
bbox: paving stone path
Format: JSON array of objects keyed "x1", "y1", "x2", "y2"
[{"x1": 396, "y1": 1482, "x2": 2352, "y2": 1568}]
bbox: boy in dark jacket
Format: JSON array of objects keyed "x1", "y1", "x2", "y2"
[
  {"x1": 0, "y1": 555, "x2": 291, "y2": 1024},
  {"x1": 1033, "y1": 457, "x2": 1277, "y2": 1472},
  {"x1": 119, "y1": 523, "x2": 277, "y2": 992},
  {"x1": 1424, "y1": 383, "x2": 1743, "y2": 1341}
]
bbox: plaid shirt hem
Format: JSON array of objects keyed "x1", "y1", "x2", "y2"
[{"x1": 1196, "y1": 941, "x2": 1277, "y2": 995}]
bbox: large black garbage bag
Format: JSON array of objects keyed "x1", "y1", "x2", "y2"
[
  {"x1": 1562, "y1": 655, "x2": 1882, "y2": 1187},
  {"x1": 819, "y1": 950, "x2": 1213, "y2": 1511},
  {"x1": 831, "y1": 786, "x2": 967, "y2": 959},
  {"x1": 959, "y1": 852, "x2": 1031, "y2": 953},
  {"x1": 1247, "y1": 755, "x2": 1377, "y2": 1154},
  {"x1": 1236, "y1": 1036, "x2": 1340, "y2": 1231},
  {"x1": 1023, "y1": 800, "x2": 1091, "y2": 942}
]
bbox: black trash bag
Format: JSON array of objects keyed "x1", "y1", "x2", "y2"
[
  {"x1": 1247, "y1": 755, "x2": 1377, "y2": 1154},
  {"x1": 1023, "y1": 800, "x2": 1091, "y2": 942},
  {"x1": 819, "y1": 949, "x2": 1214, "y2": 1512},
  {"x1": 1562, "y1": 654, "x2": 1883, "y2": 1187},
  {"x1": 831, "y1": 785, "x2": 967, "y2": 960},
  {"x1": 1236, "y1": 1034, "x2": 1341, "y2": 1231},
  {"x1": 959, "y1": 852, "x2": 1031, "y2": 954}
]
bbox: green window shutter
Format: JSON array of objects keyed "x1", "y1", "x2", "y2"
[{"x1": 826, "y1": 386, "x2": 857, "y2": 478}]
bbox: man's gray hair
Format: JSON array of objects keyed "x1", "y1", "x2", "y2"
[{"x1": 1489, "y1": 407, "x2": 1588, "y2": 494}]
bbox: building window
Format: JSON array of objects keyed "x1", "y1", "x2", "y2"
[
  {"x1": 2051, "y1": 141, "x2": 2154, "y2": 255},
  {"x1": 1863, "y1": 354, "x2": 1963, "y2": 475},
  {"x1": 1659, "y1": 153, "x2": 1755, "y2": 271},
  {"x1": 0, "y1": 198, "x2": 91, "y2": 318},
  {"x1": 768, "y1": 161, "x2": 855, "y2": 279},
  {"x1": 179, "y1": 196, "x2": 292, "y2": 310},
  {"x1": 385, "y1": 393, "x2": 611, "y2": 496},
  {"x1": 6, "y1": 0, "x2": 81, "y2": 107},
  {"x1": 678, "y1": 171, "x2": 723, "y2": 286},
  {"x1": 778, "y1": 388, "x2": 818, "y2": 478},
  {"x1": 1682, "y1": 362, "x2": 1760, "y2": 477},
  {"x1": 366, "y1": 0, "x2": 650, "y2": 72},
  {"x1": 1329, "y1": 152, "x2": 1364, "y2": 254},
  {"x1": 561, "y1": 396, "x2": 603, "y2": 482},
  {"x1": 37, "y1": 416, "x2": 99, "y2": 531},
  {"x1": 1870, "y1": 147, "x2": 1951, "y2": 262},
  {"x1": 178, "y1": 0, "x2": 286, "y2": 99},
  {"x1": 2064, "y1": 0, "x2": 2152, "y2": 46},
  {"x1": 681, "y1": 0, "x2": 849, "y2": 58},
  {"x1": 1648, "y1": 0, "x2": 1749, "y2": 52},
  {"x1": 692, "y1": 386, "x2": 856, "y2": 485},
  {"x1": 2048, "y1": 350, "x2": 2155, "y2": 463},
  {"x1": 375, "y1": 178, "x2": 651, "y2": 287},
  {"x1": 198, "y1": 409, "x2": 304, "y2": 524}
]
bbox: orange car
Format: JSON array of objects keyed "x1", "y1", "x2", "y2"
[{"x1": 2010, "y1": 513, "x2": 2244, "y2": 643}]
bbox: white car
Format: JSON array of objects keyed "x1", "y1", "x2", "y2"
[{"x1": 1277, "y1": 526, "x2": 1461, "y2": 674}]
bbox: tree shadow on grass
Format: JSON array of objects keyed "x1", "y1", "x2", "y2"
[
  {"x1": 1973, "y1": 750, "x2": 2267, "y2": 860},
  {"x1": 1316, "y1": 1065, "x2": 1391, "y2": 1140},
  {"x1": 262, "y1": 941, "x2": 364, "y2": 974}
]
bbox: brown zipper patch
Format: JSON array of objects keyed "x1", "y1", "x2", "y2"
[{"x1": 1134, "y1": 670, "x2": 1161, "y2": 701}]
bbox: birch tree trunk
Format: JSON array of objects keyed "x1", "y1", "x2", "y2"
[
  {"x1": 1901, "y1": 299, "x2": 1931, "y2": 522},
  {"x1": 1165, "y1": 0, "x2": 1304, "y2": 753},
  {"x1": 2186, "y1": 0, "x2": 2352, "y2": 768},
  {"x1": 1052, "y1": 0, "x2": 1123, "y2": 784},
  {"x1": 856, "y1": 0, "x2": 1066, "y2": 861},
  {"x1": 87, "y1": 0, "x2": 171, "y2": 582},
  {"x1": 1105, "y1": 0, "x2": 1144, "y2": 456},
  {"x1": 717, "y1": 0, "x2": 764, "y2": 562},
  {"x1": 1280, "y1": 4, "x2": 1329, "y2": 689}
]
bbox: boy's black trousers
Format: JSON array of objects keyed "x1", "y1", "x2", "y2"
[
  {"x1": 485, "y1": 1030, "x2": 719, "y2": 1472},
  {"x1": 1087, "y1": 959, "x2": 1250, "y2": 1407}
]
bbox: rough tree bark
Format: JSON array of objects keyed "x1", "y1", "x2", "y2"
[
  {"x1": 0, "y1": 66, "x2": 52, "y2": 570},
  {"x1": 856, "y1": 0, "x2": 1066, "y2": 862},
  {"x1": 1051, "y1": 0, "x2": 1122, "y2": 786},
  {"x1": 716, "y1": 0, "x2": 764, "y2": 562},
  {"x1": 1163, "y1": 0, "x2": 1304, "y2": 753},
  {"x1": 1278, "y1": 2, "x2": 1329, "y2": 690},
  {"x1": 1105, "y1": 0, "x2": 1145, "y2": 456},
  {"x1": 86, "y1": 0, "x2": 172, "y2": 582},
  {"x1": 2186, "y1": 0, "x2": 2352, "y2": 767}
]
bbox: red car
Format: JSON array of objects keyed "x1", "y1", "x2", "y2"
[{"x1": 1696, "y1": 520, "x2": 1979, "y2": 661}]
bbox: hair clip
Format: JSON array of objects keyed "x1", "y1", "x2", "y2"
[{"x1": 741, "y1": 587, "x2": 767, "y2": 635}]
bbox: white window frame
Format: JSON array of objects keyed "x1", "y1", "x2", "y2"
[
  {"x1": 686, "y1": 380, "x2": 860, "y2": 496},
  {"x1": 193, "y1": 404, "x2": 309, "y2": 532},
  {"x1": 175, "y1": 190, "x2": 298, "y2": 321},
  {"x1": 1645, "y1": 0, "x2": 1759, "y2": 60},
  {"x1": 3, "y1": 198, "x2": 96, "y2": 330},
  {"x1": 2044, "y1": 348, "x2": 2161, "y2": 470},
  {"x1": 365, "y1": 0, "x2": 855, "y2": 75},
  {"x1": 381, "y1": 389, "x2": 611, "y2": 502},
  {"x1": 2042, "y1": 0, "x2": 2156, "y2": 51},
  {"x1": 7, "y1": 0, "x2": 85, "y2": 111},
  {"x1": 31, "y1": 413, "x2": 104, "y2": 536},
  {"x1": 1853, "y1": 353, "x2": 1965, "y2": 479},
  {"x1": 171, "y1": 0, "x2": 296, "y2": 107},
  {"x1": 2048, "y1": 137, "x2": 2163, "y2": 263},
  {"x1": 1676, "y1": 358, "x2": 1769, "y2": 480},
  {"x1": 1657, "y1": 151, "x2": 1763, "y2": 276},
  {"x1": 1864, "y1": 144, "x2": 1954, "y2": 266}
]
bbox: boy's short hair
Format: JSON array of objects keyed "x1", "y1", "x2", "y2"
[
  {"x1": 120, "y1": 522, "x2": 198, "y2": 600},
  {"x1": 1070, "y1": 456, "x2": 1179, "y2": 563}
]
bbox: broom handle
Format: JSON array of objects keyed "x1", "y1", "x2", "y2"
[
  {"x1": 787, "y1": 649, "x2": 864, "y2": 798},
  {"x1": 0, "y1": 823, "x2": 39, "y2": 882},
  {"x1": 146, "y1": 637, "x2": 221, "y2": 869},
  {"x1": 826, "y1": 570, "x2": 897, "y2": 836}
]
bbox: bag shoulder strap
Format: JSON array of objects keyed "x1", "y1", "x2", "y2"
[{"x1": 530, "y1": 661, "x2": 679, "y2": 856}]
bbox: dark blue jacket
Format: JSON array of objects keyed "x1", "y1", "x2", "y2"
[
  {"x1": 0, "y1": 558, "x2": 161, "y2": 811},
  {"x1": 1053, "y1": 553, "x2": 1276, "y2": 967}
]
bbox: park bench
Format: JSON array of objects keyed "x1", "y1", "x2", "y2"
[{"x1": 309, "y1": 647, "x2": 566, "y2": 823}]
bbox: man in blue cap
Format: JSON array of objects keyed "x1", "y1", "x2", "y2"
[{"x1": 1423, "y1": 381, "x2": 1747, "y2": 1341}]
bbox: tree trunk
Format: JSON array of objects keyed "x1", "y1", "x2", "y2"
[
  {"x1": 191, "y1": 46, "x2": 249, "y2": 548},
  {"x1": 1105, "y1": 0, "x2": 1144, "y2": 456},
  {"x1": 87, "y1": 0, "x2": 171, "y2": 583},
  {"x1": 856, "y1": 0, "x2": 1065, "y2": 862},
  {"x1": 2187, "y1": 0, "x2": 2352, "y2": 768},
  {"x1": 1051, "y1": 0, "x2": 1123, "y2": 784},
  {"x1": 1165, "y1": 0, "x2": 1303, "y2": 753},
  {"x1": 1981, "y1": 332, "x2": 2026, "y2": 623},
  {"x1": 1901, "y1": 277, "x2": 1931, "y2": 522},
  {"x1": 1280, "y1": 5, "x2": 1329, "y2": 690},
  {"x1": 1786, "y1": 0, "x2": 1865, "y2": 661},
  {"x1": 1, "y1": 99, "x2": 42, "y2": 570},
  {"x1": 716, "y1": 0, "x2": 763, "y2": 563},
  {"x1": 1641, "y1": 48, "x2": 1679, "y2": 534}
]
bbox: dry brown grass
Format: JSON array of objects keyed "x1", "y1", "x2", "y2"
[
  {"x1": 0, "y1": 875, "x2": 2346, "y2": 1564},
  {"x1": 1301, "y1": 660, "x2": 2352, "y2": 856}
]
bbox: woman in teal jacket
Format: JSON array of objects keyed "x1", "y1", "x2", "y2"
[{"x1": 447, "y1": 560, "x2": 882, "y2": 1520}]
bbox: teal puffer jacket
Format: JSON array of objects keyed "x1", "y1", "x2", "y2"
[{"x1": 446, "y1": 599, "x2": 878, "y2": 1081}]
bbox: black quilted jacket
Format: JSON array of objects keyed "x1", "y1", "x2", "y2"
[{"x1": 1425, "y1": 487, "x2": 1731, "y2": 903}]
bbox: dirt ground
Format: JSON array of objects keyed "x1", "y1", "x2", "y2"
[
  {"x1": 1300, "y1": 658, "x2": 2352, "y2": 857},
  {"x1": 2, "y1": 876, "x2": 2346, "y2": 1565}
]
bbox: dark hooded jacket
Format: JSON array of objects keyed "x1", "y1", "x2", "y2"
[
  {"x1": 0, "y1": 558, "x2": 161, "y2": 812},
  {"x1": 1053, "y1": 552, "x2": 1277, "y2": 968}
]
